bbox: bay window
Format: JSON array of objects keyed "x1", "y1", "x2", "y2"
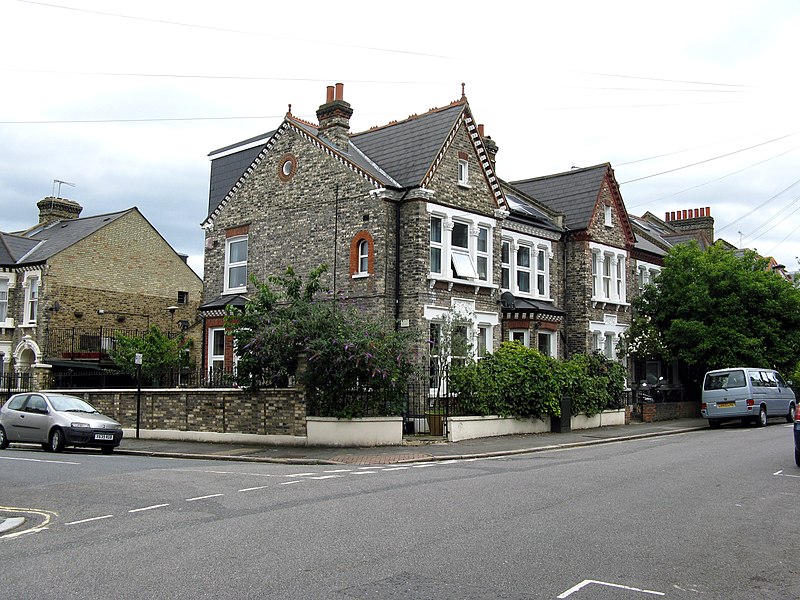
[
  {"x1": 500, "y1": 234, "x2": 552, "y2": 300},
  {"x1": 590, "y1": 244, "x2": 627, "y2": 304}
]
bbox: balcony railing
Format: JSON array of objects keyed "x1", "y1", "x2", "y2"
[{"x1": 44, "y1": 327, "x2": 180, "y2": 363}]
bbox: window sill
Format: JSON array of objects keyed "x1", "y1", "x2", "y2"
[
  {"x1": 591, "y1": 298, "x2": 630, "y2": 311},
  {"x1": 223, "y1": 287, "x2": 247, "y2": 295},
  {"x1": 428, "y1": 274, "x2": 496, "y2": 292},
  {"x1": 457, "y1": 182, "x2": 471, "y2": 189},
  {"x1": 351, "y1": 273, "x2": 370, "y2": 280}
]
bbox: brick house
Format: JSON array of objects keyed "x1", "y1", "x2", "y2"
[
  {"x1": 199, "y1": 84, "x2": 568, "y2": 388},
  {"x1": 511, "y1": 164, "x2": 637, "y2": 361},
  {"x1": 0, "y1": 197, "x2": 203, "y2": 381}
]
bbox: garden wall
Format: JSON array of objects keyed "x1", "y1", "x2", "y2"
[
  {"x1": 58, "y1": 387, "x2": 307, "y2": 438},
  {"x1": 641, "y1": 400, "x2": 700, "y2": 422}
]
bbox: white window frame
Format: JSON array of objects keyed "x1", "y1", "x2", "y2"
[
  {"x1": 208, "y1": 327, "x2": 226, "y2": 374},
  {"x1": 590, "y1": 314, "x2": 627, "y2": 362},
  {"x1": 500, "y1": 233, "x2": 552, "y2": 300},
  {"x1": 537, "y1": 330, "x2": 555, "y2": 357},
  {"x1": 457, "y1": 159, "x2": 469, "y2": 187},
  {"x1": 636, "y1": 260, "x2": 661, "y2": 293},
  {"x1": 590, "y1": 243, "x2": 628, "y2": 305},
  {"x1": 22, "y1": 271, "x2": 40, "y2": 326},
  {"x1": 224, "y1": 236, "x2": 248, "y2": 293},
  {"x1": 509, "y1": 329, "x2": 529, "y2": 346},
  {"x1": 427, "y1": 205, "x2": 495, "y2": 287},
  {"x1": 0, "y1": 273, "x2": 17, "y2": 328},
  {"x1": 430, "y1": 216, "x2": 443, "y2": 274},
  {"x1": 604, "y1": 205, "x2": 613, "y2": 227},
  {"x1": 476, "y1": 226, "x2": 489, "y2": 282},
  {"x1": 357, "y1": 239, "x2": 369, "y2": 275},
  {"x1": 501, "y1": 240, "x2": 511, "y2": 290}
]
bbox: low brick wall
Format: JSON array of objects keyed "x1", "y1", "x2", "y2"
[
  {"x1": 59, "y1": 388, "x2": 307, "y2": 437},
  {"x1": 641, "y1": 400, "x2": 700, "y2": 422}
]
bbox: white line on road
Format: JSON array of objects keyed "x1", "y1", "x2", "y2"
[
  {"x1": 65, "y1": 515, "x2": 114, "y2": 526},
  {"x1": 0, "y1": 456, "x2": 80, "y2": 465},
  {"x1": 774, "y1": 470, "x2": 800, "y2": 478},
  {"x1": 558, "y1": 579, "x2": 665, "y2": 598},
  {"x1": 238, "y1": 485, "x2": 270, "y2": 492},
  {"x1": 310, "y1": 475, "x2": 342, "y2": 480},
  {"x1": 186, "y1": 494, "x2": 224, "y2": 502},
  {"x1": 285, "y1": 472, "x2": 316, "y2": 478},
  {"x1": 280, "y1": 480, "x2": 302, "y2": 485},
  {"x1": 350, "y1": 471, "x2": 376, "y2": 475},
  {"x1": 129, "y1": 504, "x2": 170, "y2": 513},
  {"x1": 323, "y1": 469, "x2": 352, "y2": 473},
  {"x1": 382, "y1": 467, "x2": 410, "y2": 471}
]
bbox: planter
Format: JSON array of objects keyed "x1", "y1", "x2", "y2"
[
  {"x1": 447, "y1": 415, "x2": 551, "y2": 442},
  {"x1": 306, "y1": 416, "x2": 403, "y2": 447}
]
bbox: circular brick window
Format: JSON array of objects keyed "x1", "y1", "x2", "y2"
[{"x1": 278, "y1": 154, "x2": 297, "y2": 181}]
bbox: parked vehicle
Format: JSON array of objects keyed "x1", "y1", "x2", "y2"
[
  {"x1": 701, "y1": 367, "x2": 796, "y2": 429},
  {"x1": 794, "y1": 405, "x2": 800, "y2": 467},
  {"x1": 0, "y1": 392, "x2": 122, "y2": 454}
]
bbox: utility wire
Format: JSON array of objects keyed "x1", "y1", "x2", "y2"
[
  {"x1": 716, "y1": 177, "x2": 800, "y2": 234},
  {"x1": 619, "y1": 132, "x2": 799, "y2": 184},
  {"x1": 15, "y1": 0, "x2": 454, "y2": 59}
]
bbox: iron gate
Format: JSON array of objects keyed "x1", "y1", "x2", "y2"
[{"x1": 405, "y1": 379, "x2": 454, "y2": 437}]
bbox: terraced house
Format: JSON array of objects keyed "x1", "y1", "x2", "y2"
[{"x1": 0, "y1": 197, "x2": 203, "y2": 386}]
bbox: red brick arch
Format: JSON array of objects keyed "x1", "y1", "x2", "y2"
[{"x1": 349, "y1": 230, "x2": 374, "y2": 276}]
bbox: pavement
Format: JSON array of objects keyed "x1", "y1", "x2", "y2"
[{"x1": 113, "y1": 417, "x2": 710, "y2": 465}]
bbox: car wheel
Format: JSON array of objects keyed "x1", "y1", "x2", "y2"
[
  {"x1": 787, "y1": 403, "x2": 796, "y2": 423},
  {"x1": 755, "y1": 406, "x2": 768, "y2": 427},
  {"x1": 100, "y1": 446, "x2": 114, "y2": 455},
  {"x1": 0, "y1": 426, "x2": 8, "y2": 449},
  {"x1": 41, "y1": 443, "x2": 51, "y2": 452},
  {"x1": 796, "y1": 447, "x2": 800, "y2": 468},
  {"x1": 49, "y1": 428, "x2": 65, "y2": 453},
  {"x1": 709, "y1": 419, "x2": 721, "y2": 429}
]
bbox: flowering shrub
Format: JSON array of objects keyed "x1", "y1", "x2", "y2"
[{"x1": 226, "y1": 265, "x2": 420, "y2": 418}]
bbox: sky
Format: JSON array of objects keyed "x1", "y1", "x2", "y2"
[{"x1": 2, "y1": 0, "x2": 800, "y2": 277}]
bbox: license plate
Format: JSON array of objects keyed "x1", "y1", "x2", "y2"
[
  {"x1": 717, "y1": 402, "x2": 735, "y2": 408},
  {"x1": 95, "y1": 433, "x2": 114, "y2": 441}
]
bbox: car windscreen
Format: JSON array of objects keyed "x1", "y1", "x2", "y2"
[
  {"x1": 704, "y1": 370, "x2": 747, "y2": 390},
  {"x1": 48, "y1": 395, "x2": 99, "y2": 413}
]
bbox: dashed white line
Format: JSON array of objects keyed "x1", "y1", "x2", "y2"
[
  {"x1": 558, "y1": 579, "x2": 664, "y2": 598},
  {"x1": 65, "y1": 515, "x2": 114, "y2": 526},
  {"x1": 350, "y1": 471, "x2": 376, "y2": 475},
  {"x1": 382, "y1": 467, "x2": 410, "y2": 471},
  {"x1": 186, "y1": 494, "x2": 224, "y2": 502},
  {"x1": 280, "y1": 480, "x2": 302, "y2": 485},
  {"x1": 238, "y1": 485, "x2": 270, "y2": 492},
  {"x1": 285, "y1": 472, "x2": 316, "y2": 478},
  {"x1": 323, "y1": 469, "x2": 352, "y2": 473},
  {"x1": 0, "y1": 456, "x2": 80, "y2": 465},
  {"x1": 310, "y1": 475, "x2": 342, "y2": 480},
  {"x1": 129, "y1": 504, "x2": 170, "y2": 513}
]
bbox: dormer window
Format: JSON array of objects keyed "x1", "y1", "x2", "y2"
[{"x1": 457, "y1": 159, "x2": 469, "y2": 187}]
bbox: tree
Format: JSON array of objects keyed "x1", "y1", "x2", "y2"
[
  {"x1": 622, "y1": 242, "x2": 800, "y2": 381},
  {"x1": 111, "y1": 325, "x2": 190, "y2": 384}
]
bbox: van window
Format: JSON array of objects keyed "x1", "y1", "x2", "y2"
[
  {"x1": 762, "y1": 371, "x2": 778, "y2": 387},
  {"x1": 750, "y1": 371, "x2": 764, "y2": 387},
  {"x1": 776, "y1": 373, "x2": 788, "y2": 387},
  {"x1": 704, "y1": 370, "x2": 746, "y2": 390}
]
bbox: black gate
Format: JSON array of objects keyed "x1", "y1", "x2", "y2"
[
  {"x1": 405, "y1": 379, "x2": 454, "y2": 437},
  {"x1": 2, "y1": 372, "x2": 32, "y2": 401}
]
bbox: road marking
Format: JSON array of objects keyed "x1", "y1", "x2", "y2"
[
  {"x1": 323, "y1": 469, "x2": 352, "y2": 473},
  {"x1": 238, "y1": 485, "x2": 270, "y2": 492},
  {"x1": 280, "y1": 480, "x2": 302, "y2": 485},
  {"x1": 0, "y1": 456, "x2": 80, "y2": 465},
  {"x1": 774, "y1": 470, "x2": 800, "y2": 478},
  {"x1": 186, "y1": 494, "x2": 224, "y2": 502},
  {"x1": 285, "y1": 472, "x2": 316, "y2": 478},
  {"x1": 129, "y1": 504, "x2": 169, "y2": 513},
  {"x1": 0, "y1": 506, "x2": 56, "y2": 539},
  {"x1": 382, "y1": 467, "x2": 410, "y2": 471},
  {"x1": 65, "y1": 515, "x2": 114, "y2": 526},
  {"x1": 350, "y1": 471, "x2": 376, "y2": 475},
  {"x1": 310, "y1": 475, "x2": 342, "y2": 480},
  {"x1": 558, "y1": 579, "x2": 665, "y2": 598}
]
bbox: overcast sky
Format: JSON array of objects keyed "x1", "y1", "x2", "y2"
[{"x1": 3, "y1": 0, "x2": 799, "y2": 277}]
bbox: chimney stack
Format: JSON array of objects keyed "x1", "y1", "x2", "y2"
[
  {"x1": 316, "y1": 82, "x2": 353, "y2": 151},
  {"x1": 478, "y1": 123, "x2": 499, "y2": 169},
  {"x1": 37, "y1": 196, "x2": 83, "y2": 225},
  {"x1": 664, "y1": 206, "x2": 714, "y2": 242}
]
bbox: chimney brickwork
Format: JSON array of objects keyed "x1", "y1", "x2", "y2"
[
  {"x1": 316, "y1": 82, "x2": 353, "y2": 151},
  {"x1": 37, "y1": 196, "x2": 83, "y2": 225},
  {"x1": 664, "y1": 206, "x2": 714, "y2": 242}
]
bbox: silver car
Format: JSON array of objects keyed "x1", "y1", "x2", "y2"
[{"x1": 0, "y1": 392, "x2": 122, "y2": 454}]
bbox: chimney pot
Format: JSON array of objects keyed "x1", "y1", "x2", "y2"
[
  {"x1": 478, "y1": 124, "x2": 485, "y2": 137},
  {"x1": 326, "y1": 86, "x2": 334, "y2": 103},
  {"x1": 706, "y1": 206, "x2": 711, "y2": 216},
  {"x1": 335, "y1": 82, "x2": 344, "y2": 101}
]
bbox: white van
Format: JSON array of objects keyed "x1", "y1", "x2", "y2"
[{"x1": 701, "y1": 367, "x2": 796, "y2": 428}]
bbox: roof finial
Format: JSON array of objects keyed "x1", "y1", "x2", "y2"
[
  {"x1": 287, "y1": 103, "x2": 292, "y2": 117},
  {"x1": 461, "y1": 82, "x2": 466, "y2": 99}
]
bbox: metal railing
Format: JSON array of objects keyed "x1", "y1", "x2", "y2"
[
  {"x1": 3, "y1": 372, "x2": 32, "y2": 400},
  {"x1": 44, "y1": 327, "x2": 181, "y2": 363}
]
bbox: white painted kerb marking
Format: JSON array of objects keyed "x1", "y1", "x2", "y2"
[{"x1": 558, "y1": 579, "x2": 665, "y2": 598}]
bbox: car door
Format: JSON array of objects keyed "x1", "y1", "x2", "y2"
[
  {"x1": 3, "y1": 394, "x2": 29, "y2": 441},
  {"x1": 19, "y1": 394, "x2": 52, "y2": 443}
]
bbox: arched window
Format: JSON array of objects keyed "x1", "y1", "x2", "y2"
[{"x1": 350, "y1": 231, "x2": 374, "y2": 277}]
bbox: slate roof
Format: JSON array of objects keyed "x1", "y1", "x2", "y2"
[
  {"x1": 510, "y1": 164, "x2": 611, "y2": 231},
  {"x1": 204, "y1": 100, "x2": 488, "y2": 222},
  {"x1": 503, "y1": 188, "x2": 563, "y2": 234},
  {"x1": 350, "y1": 103, "x2": 466, "y2": 188},
  {"x1": 3, "y1": 210, "x2": 131, "y2": 266},
  {"x1": 0, "y1": 232, "x2": 40, "y2": 266}
]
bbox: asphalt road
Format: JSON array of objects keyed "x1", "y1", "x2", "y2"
[{"x1": 2, "y1": 421, "x2": 799, "y2": 599}]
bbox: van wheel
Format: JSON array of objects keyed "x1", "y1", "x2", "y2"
[
  {"x1": 755, "y1": 406, "x2": 768, "y2": 427},
  {"x1": 787, "y1": 403, "x2": 796, "y2": 423},
  {"x1": 709, "y1": 419, "x2": 721, "y2": 429}
]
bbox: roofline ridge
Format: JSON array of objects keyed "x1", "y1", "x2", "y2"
[
  {"x1": 511, "y1": 162, "x2": 612, "y2": 185},
  {"x1": 353, "y1": 98, "x2": 466, "y2": 136}
]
